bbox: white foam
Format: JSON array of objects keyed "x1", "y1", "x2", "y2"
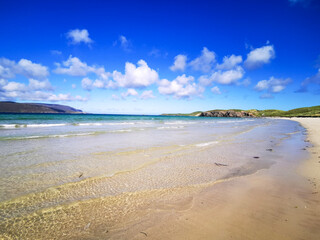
[
  {"x1": 195, "y1": 141, "x2": 218, "y2": 147},
  {"x1": 27, "y1": 123, "x2": 66, "y2": 128},
  {"x1": 157, "y1": 126, "x2": 185, "y2": 129},
  {"x1": 111, "y1": 129, "x2": 132, "y2": 133},
  {"x1": 164, "y1": 121, "x2": 197, "y2": 125},
  {"x1": 0, "y1": 124, "x2": 22, "y2": 128}
]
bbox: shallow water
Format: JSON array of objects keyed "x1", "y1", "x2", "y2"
[{"x1": 0, "y1": 114, "x2": 307, "y2": 239}]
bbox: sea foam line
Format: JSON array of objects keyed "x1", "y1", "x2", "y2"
[{"x1": 195, "y1": 141, "x2": 218, "y2": 147}]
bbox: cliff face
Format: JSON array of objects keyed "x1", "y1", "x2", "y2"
[
  {"x1": 0, "y1": 102, "x2": 83, "y2": 114},
  {"x1": 199, "y1": 110, "x2": 255, "y2": 118}
]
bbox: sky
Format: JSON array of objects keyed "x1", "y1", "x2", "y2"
[{"x1": 0, "y1": 0, "x2": 319, "y2": 114}]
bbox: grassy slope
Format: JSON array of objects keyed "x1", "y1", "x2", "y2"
[{"x1": 162, "y1": 106, "x2": 320, "y2": 117}]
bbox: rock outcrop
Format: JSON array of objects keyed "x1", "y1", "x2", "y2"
[{"x1": 199, "y1": 110, "x2": 255, "y2": 118}]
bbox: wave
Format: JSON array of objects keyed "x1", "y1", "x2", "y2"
[
  {"x1": 195, "y1": 141, "x2": 218, "y2": 147},
  {"x1": 0, "y1": 123, "x2": 67, "y2": 128},
  {"x1": 110, "y1": 129, "x2": 132, "y2": 133},
  {"x1": 157, "y1": 126, "x2": 185, "y2": 129},
  {"x1": 163, "y1": 121, "x2": 197, "y2": 125},
  {"x1": 0, "y1": 122, "x2": 138, "y2": 129},
  {"x1": 2, "y1": 132, "x2": 97, "y2": 140}
]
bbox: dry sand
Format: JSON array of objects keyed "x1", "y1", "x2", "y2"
[{"x1": 293, "y1": 118, "x2": 320, "y2": 188}]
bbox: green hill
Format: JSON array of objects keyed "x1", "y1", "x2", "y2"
[{"x1": 162, "y1": 106, "x2": 320, "y2": 117}]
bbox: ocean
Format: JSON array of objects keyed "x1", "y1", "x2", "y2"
[{"x1": 0, "y1": 114, "x2": 307, "y2": 239}]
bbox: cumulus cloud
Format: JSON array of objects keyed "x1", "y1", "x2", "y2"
[
  {"x1": 28, "y1": 79, "x2": 52, "y2": 90},
  {"x1": 111, "y1": 60, "x2": 159, "y2": 88},
  {"x1": 140, "y1": 90, "x2": 155, "y2": 99},
  {"x1": 244, "y1": 45, "x2": 275, "y2": 69},
  {"x1": 77, "y1": 59, "x2": 159, "y2": 91},
  {"x1": 158, "y1": 74, "x2": 203, "y2": 99},
  {"x1": 296, "y1": 68, "x2": 320, "y2": 93},
  {"x1": 211, "y1": 67, "x2": 245, "y2": 85},
  {"x1": 54, "y1": 55, "x2": 103, "y2": 76},
  {"x1": 216, "y1": 55, "x2": 243, "y2": 70},
  {"x1": 211, "y1": 86, "x2": 221, "y2": 95},
  {"x1": 0, "y1": 58, "x2": 49, "y2": 80},
  {"x1": 0, "y1": 78, "x2": 86, "y2": 102},
  {"x1": 170, "y1": 54, "x2": 187, "y2": 71},
  {"x1": 254, "y1": 76, "x2": 291, "y2": 93},
  {"x1": 121, "y1": 89, "x2": 138, "y2": 99},
  {"x1": 67, "y1": 29, "x2": 93, "y2": 45},
  {"x1": 189, "y1": 47, "x2": 216, "y2": 73},
  {"x1": 199, "y1": 67, "x2": 245, "y2": 86}
]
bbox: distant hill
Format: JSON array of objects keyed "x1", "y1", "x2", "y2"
[
  {"x1": 162, "y1": 106, "x2": 320, "y2": 118},
  {"x1": 0, "y1": 101, "x2": 83, "y2": 114}
]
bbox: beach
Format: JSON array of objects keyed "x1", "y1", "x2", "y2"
[{"x1": 0, "y1": 115, "x2": 319, "y2": 239}]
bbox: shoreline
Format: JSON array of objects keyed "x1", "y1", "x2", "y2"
[{"x1": 289, "y1": 118, "x2": 320, "y2": 193}]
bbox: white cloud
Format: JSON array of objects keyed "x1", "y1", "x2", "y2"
[
  {"x1": 81, "y1": 77, "x2": 93, "y2": 91},
  {"x1": 0, "y1": 58, "x2": 49, "y2": 80},
  {"x1": 67, "y1": 29, "x2": 93, "y2": 45},
  {"x1": 54, "y1": 56, "x2": 96, "y2": 76},
  {"x1": 158, "y1": 74, "x2": 203, "y2": 99},
  {"x1": 28, "y1": 79, "x2": 52, "y2": 90},
  {"x1": 189, "y1": 47, "x2": 216, "y2": 72},
  {"x1": 254, "y1": 76, "x2": 291, "y2": 93},
  {"x1": 17, "y1": 59, "x2": 49, "y2": 79},
  {"x1": 211, "y1": 86, "x2": 221, "y2": 95},
  {"x1": 216, "y1": 55, "x2": 243, "y2": 70},
  {"x1": 54, "y1": 56, "x2": 111, "y2": 86},
  {"x1": 72, "y1": 84, "x2": 76, "y2": 89},
  {"x1": 111, "y1": 59, "x2": 159, "y2": 88},
  {"x1": 170, "y1": 54, "x2": 187, "y2": 71},
  {"x1": 47, "y1": 93, "x2": 87, "y2": 102},
  {"x1": 140, "y1": 90, "x2": 155, "y2": 99},
  {"x1": 201, "y1": 66, "x2": 245, "y2": 85},
  {"x1": 119, "y1": 35, "x2": 130, "y2": 51},
  {"x1": 2, "y1": 81, "x2": 27, "y2": 92},
  {"x1": 121, "y1": 88, "x2": 138, "y2": 98},
  {"x1": 174, "y1": 74, "x2": 194, "y2": 84},
  {"x1": 0, "y1": 79, "x2": 86, "y2": 102},
  {"x1": 244, "y1": 45, "x2": 275, "y2": 69},
  {"x1": 76, "y1": 59, "x2": 158, "y2": 91}
]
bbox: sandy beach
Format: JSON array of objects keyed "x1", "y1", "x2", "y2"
[{"x1": 1, "y1": 117, "x2": 320, "y2": 239}]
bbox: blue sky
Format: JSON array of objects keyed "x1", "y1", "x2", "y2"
[{"x1": 0, "y1": 0, "x2": 319, "y2": 114}]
